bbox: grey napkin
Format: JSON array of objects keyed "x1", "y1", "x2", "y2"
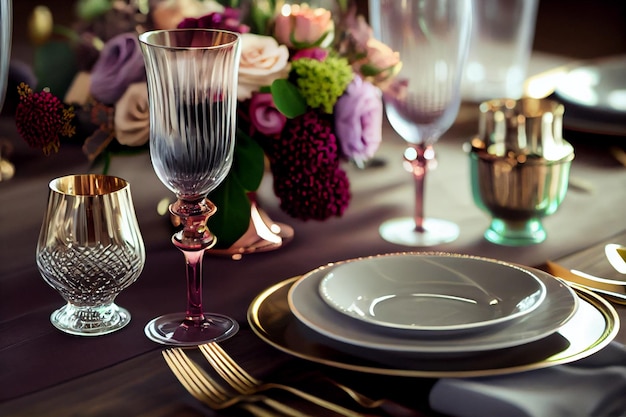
[{"x1": 429, "y1": 342, "x2": 626, "y2": 417}]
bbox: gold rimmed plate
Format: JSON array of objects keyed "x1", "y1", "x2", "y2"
[
  {"x1": 247, "y1": 268, "x2": 620, "y2": 378},
  {"x1": 290, "y1": 255, "x2": 574, "y2": 354}
]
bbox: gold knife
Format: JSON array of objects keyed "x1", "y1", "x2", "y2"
[{"x1": 545, "y1": 261, "x2": 626, "y2": 300}]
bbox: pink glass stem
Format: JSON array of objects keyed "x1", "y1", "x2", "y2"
[
  {"x1": 170, "y1": 198, "x2": 217, "y2": 326},
  {"x1": 406, "y1": 144, "x2": 434, "y2": 233},
  {"x1": 182, "y1": 249, "x2": 205, "y2": 321}
]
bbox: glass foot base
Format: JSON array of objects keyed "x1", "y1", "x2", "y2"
[
  {"x1": 484, "y1": 218, "x2": 546, "y2": 246},
  {"x1": 50, "y1": 303, "x2": 131, "y2": 336},
  {"x1": 144, "y1": 312, "x2": 239, "y2": 346},
  {"x1": 379, "y1": 217, "x2": 460, "y2": 247}
]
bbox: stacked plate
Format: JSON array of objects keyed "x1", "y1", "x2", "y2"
[
  {"x1": 248, "y1": 253, "x2": 620, "y2": 378},
  {"x1": 554, "y1": 55, "x2": 626, "y2": 136}
]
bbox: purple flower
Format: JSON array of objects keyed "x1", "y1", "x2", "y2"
[
  {"x1": 177, "y1": 8, "x2": 250, "y2": 33},
  {"x1": 268, "y1": 111, "x2": 351, "y2": 220},
  {"x1": 292, "y1": 47, "x2": 328, "y2": 62},
  {"x1": 249, "y1": 93, "x2": 286, "y2": 136},
  {"x1": 334, "y1": 76, "x2": 383, "y2": 163},
  {"x1": 90, "y1": 33, "x2": 145, "y2": 105}
]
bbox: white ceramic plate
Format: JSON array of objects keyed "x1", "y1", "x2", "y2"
[
  {"x1": 554, "y1": 55, "x2": 626, "y2": 136},
  {"x1": 555, "y1": 55, "x2": 626, "y2": 114},
  {"x1": 319, "y1": 254, "x2": 546, "y2": 334},
  {"x1": 288, "y1": 254, "x2": 579, "y2": 354}
]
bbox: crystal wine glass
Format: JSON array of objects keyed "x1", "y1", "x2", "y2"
[
  {"x1": 139, "y1": 29, "x2": 241, "y2": 346},
  {"x1": 370, "y1": 0, "x2": 472, "y2": 246}
]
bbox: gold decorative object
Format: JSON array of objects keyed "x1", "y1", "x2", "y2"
[{"x1": 469, "y1": 98, "x2": 575, "y2": 246}]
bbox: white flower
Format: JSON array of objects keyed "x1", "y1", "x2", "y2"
[
  {"x1": 114, "y1": 82, "x2": 149, "y2": 146},
  {"x1": 238, "y1": 33, "x2": 290, "y2": 101}
]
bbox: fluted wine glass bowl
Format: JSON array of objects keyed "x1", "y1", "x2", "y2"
[
  {"x1": 370, "y1": 0, "x2": 472, "y2": 247},
  {"x1": 36, "y1": 174, "x2": 145, "y2": 336},
  {"x1": 139, "y1": 29, "x2": 241, "y2": 346}
]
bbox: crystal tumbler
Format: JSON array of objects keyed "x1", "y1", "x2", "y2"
[{"x1": 36, "y1": 174, "x2": 145, "y2": 335}]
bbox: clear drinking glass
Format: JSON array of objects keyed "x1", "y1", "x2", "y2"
[
  {"x1": 370, "y1": 0, "x2": 472, "y2": 246},
  {"x1": 139, "y1": 29, "x2": 241, "y2": 346},
  {"x1": 0, "y1": 0, "x2": 10, "y2": 112},
  {"x1": 0, "y1": 0, "x2": 12, "y2": 181},
  {"x1": 36, "y1": 175, "x2": 145, "y2": 336}
]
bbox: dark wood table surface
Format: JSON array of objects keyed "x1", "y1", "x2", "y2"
[{"x1": 2, "y1": 47, "x2": 626, "y2": 415}]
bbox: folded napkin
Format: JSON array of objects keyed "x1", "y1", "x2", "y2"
[{"x1": 429, "y1": 342, "x2": 626, "y2": 417}]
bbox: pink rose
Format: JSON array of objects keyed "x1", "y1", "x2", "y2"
[
  {"x1": 249, "y1": 93, "x2": 286, "y2": 136},
  {"x1": 353, "y1": 38, "x2": 401, "y2": 89},
  {"x1": 273, "y1": 4, "x2": 334, "y2": 49},
  {"x1": 334, "y1": 76, "x2": 383, "y2": 164}
]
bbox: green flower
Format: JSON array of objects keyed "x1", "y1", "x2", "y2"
[{"x1": 291, "y1": 56, "x2": 353, "y2": 114}]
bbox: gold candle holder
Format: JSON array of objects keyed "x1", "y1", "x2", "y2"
[{"x1": 469, "y1": 98, "x2": 574, "y2": 246}]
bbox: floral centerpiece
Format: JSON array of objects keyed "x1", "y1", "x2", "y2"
[{"x1": 16, "y1": 0, "x2": 401, "y2": 248}]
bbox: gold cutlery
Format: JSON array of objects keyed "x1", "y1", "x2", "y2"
[
  {"x1": 320, "y1": 378, "x2": 421, "y2": 417},
  {"x1": 546, "y1": 261, "x2": 626, "y2": 305},
  {"x1": 199, "y1": 343, "x2": 370, "y2": 417},
  {"x1": 162, "y1": 348, "x2": 308, "y2": 417},
  {"x1": 605, "y1": 243, "x2": 626, "y2": 274}
]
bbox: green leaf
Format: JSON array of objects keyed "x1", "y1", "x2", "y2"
[
  {"x1": 207, "y1": 175, "x2": 251, "y2": 249},
  {"x1": 271, "y1": 79, "x2": 307, "y2": 118},
  {"x1": 232, "y1": 129, "x2": 265, "y2": 191},
  {"x1": 359, "y1": 63, "x2": 383, "y2": 77},
  {"x1": 34, "y1": 41, "x2": 78, "y2": 98},
  {"x1": 75, "y1": 0, "x2": 113, "y2": 21},
  {"x1": 206, "y1": 132, "x2": 265, "y2": 248}
]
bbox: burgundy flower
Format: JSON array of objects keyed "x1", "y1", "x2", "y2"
[
  {"x1": 292, "y1": 47, "x2": 328, "y2": 62},
  {"x1": 90, "y1": 32, "x2": 145, "y2": 105},
  {"x1": 15, "y1": 83, "x2": 75, "y2": 155},
  {"x1": 268, "y1": 111, "x2": 351, "y2": 220},
  {"x1": 177, "y1": 8, "x2": 250, "y2": 33}
]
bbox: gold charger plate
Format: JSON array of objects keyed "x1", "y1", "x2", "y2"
[{"x1": 248, "y1": 274, "x2": 620, "y2": 378}]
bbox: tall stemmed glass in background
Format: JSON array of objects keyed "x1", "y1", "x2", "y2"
[
  {"x1": 139, "y1": 29, "x2": 241, "y2": 346},
  {"x1": 370, "y1": 0, "x2": 472, "y2": 246}
]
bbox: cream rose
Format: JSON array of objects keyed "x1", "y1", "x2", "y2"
[
  {"x1": 114, "y1": 82, "x2": 149, "y2": 146},
  {"x1": 237, "y1": 33, "x2": 290, "y2": 101},
  {"x1": 150, "y1": 0, "x2": 225, "y2": 30}
]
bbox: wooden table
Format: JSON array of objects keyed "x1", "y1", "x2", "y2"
[{"x1": 1, "y1": 51, "x2": 626, "y2": 416}]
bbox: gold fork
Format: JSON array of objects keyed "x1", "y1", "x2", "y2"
[
  {"x1": 199, "y1": 343, "x2": 373, "y2": 417},
  {"x1": 162, "y1": 348, "x2": 309, "y2": 417}
]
